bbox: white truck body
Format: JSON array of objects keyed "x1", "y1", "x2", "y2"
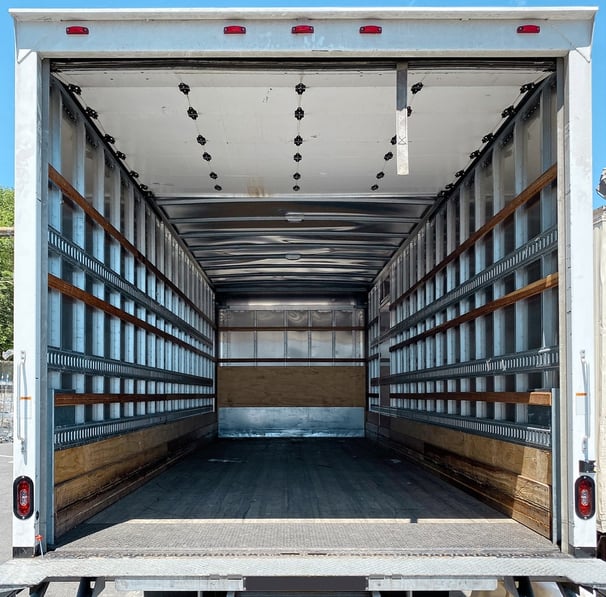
[{"x1": 2, "y1": 6, "x2": 606, "y2": 595}]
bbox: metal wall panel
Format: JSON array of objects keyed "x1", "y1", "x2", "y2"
[{"x1": 219, "y1": 407, "x2": 365, "y2": 437}]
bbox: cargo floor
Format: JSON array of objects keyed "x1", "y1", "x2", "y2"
[{"x1": 52, "y1": 438, "x2": 560, "y2": 558}]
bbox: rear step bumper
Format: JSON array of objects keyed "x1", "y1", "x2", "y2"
[{"x1": 2, "y1": 555, "x2": 606, "y2": 593}]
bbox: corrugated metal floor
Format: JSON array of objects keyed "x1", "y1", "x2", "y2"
[{"x1": 52, "y1": 438, "x2": 560, "y2": 558}]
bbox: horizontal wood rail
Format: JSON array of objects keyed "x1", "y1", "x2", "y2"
[
  {"x1": 219, "y1": 358, "x2": 366, "y2": 364},
  {"x1": 221, "y1": 326, "x2": 365, "y2": 332},
  {"x1": 49, "y1": 274, "x2": 215, "y2": 362},
  {"x1": 390, "y1": 273, "x2": 558, "y2": 352},
  {"x1": 48, "y1": 164, "x2": 215, "y2": 329},
  {"x1": 387, "y1": 391, "x2": 552, "y2": 406},
  {"x1": 391, "y1": 163, "x2": 557, "y2": 311},
  {"x1": 55, "y1": 392, "x2": 216, "y2": 407}
]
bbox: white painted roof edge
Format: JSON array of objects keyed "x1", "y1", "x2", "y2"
[{"x1": 9, "y1": 6, "x2": 598, "y2": 22}]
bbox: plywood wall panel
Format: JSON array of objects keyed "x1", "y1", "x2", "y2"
[{"x1": 218, "y1": 366, "x2": 365, "y2": 407}]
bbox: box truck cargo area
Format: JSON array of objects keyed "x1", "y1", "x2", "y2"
[{"x1": 2, "y1": 6, "x2": 606, "y2": 596}]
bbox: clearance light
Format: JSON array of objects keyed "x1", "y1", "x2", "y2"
[
  {"x1": 517, "y1": 24, "x2": 540, "y2": 34},
  {"x1": 575, "y1": 476, "x2": 595, "y2": 519},
  {"x1": 13, "y1": 476, "x2": 34, "y2": 520},
  {"x1": 292, "y1": 25, "x2": 314, "y2": 34},
  {"x1": 66, "y1": 26, "x2": 89, "y2": 35},
  {"x1": 224, "y1": 25, "x2": 246, "y2": 34},
  {"x1": 360, "y1": 25, "x2": 382, "y2": 34}
]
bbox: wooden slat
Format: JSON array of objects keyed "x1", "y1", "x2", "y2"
[
  {"x1": 388, "y1": 417, "x2": 551, "y2": 483},
  {"x1": 388, "y1": 391, "x2": 552, "y2": 406},
  {"x1": 218, "y1": 366, "x2": 366, "y2": 407},
  {"x1": 49, "y1": 274, "x2": 215, "y2": 361},
  {"x1": 55, "y1": 444, "x2": 168, "y2": 511},
  {"x1": 390, "y1": 273, "x2": 558, "y2": 351},
  {"x1": 55, "y1": 411, "x2": 217, "y2": 484},
  {"x1": 48, "y1": 164, "x2": 215, "y2": 330},
  {"x1": 55, "y1": 392, "x2": 216, "y2": 406},
  {"x1": 391, "y1": 164, "x2": 557, "y2": 310}
]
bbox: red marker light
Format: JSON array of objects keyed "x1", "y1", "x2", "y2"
[
  {"x1": 575, "y1": 475, "x2": 595, "y2": 519},
  {"x1": 292, "y1": 25, "x2": 314, "y2": 34},
  {"x1": 13, "y1": 476, "x2": 34, "y2": 520},
  {"x1": 517, "y1": 25, "x2": 540, "y2": 34},
  {"x1": 224, "y1": 25, "x2": 246, "y2": 34},
  {"x1": 66, "y1": 26, "x2": 89, "y2": 35},
  {"x1": 360, "y1": 25, "x2": 382, "y2": 34}
]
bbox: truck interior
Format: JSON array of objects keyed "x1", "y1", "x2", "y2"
[{"x1": 42, "y1": 56, "x2": 564, "y2": 563}]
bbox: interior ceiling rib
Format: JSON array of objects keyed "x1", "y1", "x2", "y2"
[{"x1": 54, "y1": 60, "x2": 551, "y2": 297}]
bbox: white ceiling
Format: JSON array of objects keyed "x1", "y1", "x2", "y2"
[{"x1": 56, "y1": 63, "x2": 550, "y2": 296}]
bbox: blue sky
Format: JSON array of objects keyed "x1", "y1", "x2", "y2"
[{"x1": 2, "y1": 0, "x2": 605, "y2": 206}]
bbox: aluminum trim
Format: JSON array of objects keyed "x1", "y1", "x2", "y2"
[
  {"x1": 370, "y1": 405, "x2": 551, "y2": 449},
  {"x1": 385, "y1": 346, "x2": 559, "y2": 384},
  {"x1": 47, "y1": 348, "x2": 214, "y2": 387},
  {"x1": 54, "y1": 406, "x2": 214, "y2": 449}
]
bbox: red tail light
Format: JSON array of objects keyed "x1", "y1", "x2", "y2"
[
  {"x1": 575, "y1": 475, "x2": 595, "y2": 519},
  {"x1": 360, "y1": 25, "x2": 382, "y2": 34},
  {"x1": 292, "y1": 25, "x2": 314, "y2": 34},
  {"x1": 517, "y1": 25, "x2": 540, "y2": 34},
  {"x1": 66, "y1": 26, "x2": 89, "y2": 35},
  {"x1": 13, "y1": 476, "x2": 34, "y2": 520},
  {"x1": 224, "y1": 25, "x2": 246, "y2": 35}
]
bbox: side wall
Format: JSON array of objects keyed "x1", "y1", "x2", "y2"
[
  {"x1": 367, "y1": 78, "x2": 557, "y2": 538},
  {"x1": 46, "y1": 81, "x2": 217, "y2": 542}
]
